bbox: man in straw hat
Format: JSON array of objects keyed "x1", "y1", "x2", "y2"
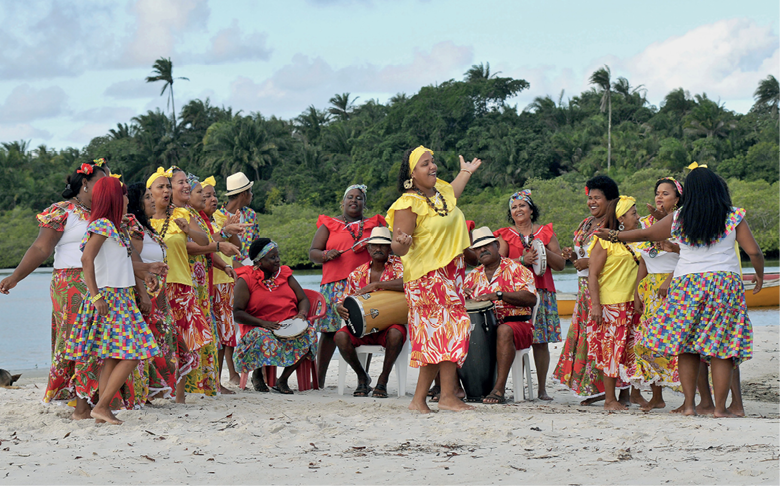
[
  {"x1": 336, "y1": 226, "x2": 406, "y2": 398},
  {"x1": 214, "y1": 172, "x2": 259, "y2": 266},
  {"x1": 464, "y1": 226, "x2": 538, "y2": 404}
]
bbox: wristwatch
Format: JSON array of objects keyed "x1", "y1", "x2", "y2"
[{"x1": 495, "y1": 291, "x2": 504, "y2": 301}]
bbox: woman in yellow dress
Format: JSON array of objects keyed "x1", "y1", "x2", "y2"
[{"x1": 388, "y1": 146, "x2": 481, "y2": 413}]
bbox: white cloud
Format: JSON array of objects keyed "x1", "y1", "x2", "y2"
[
  {"x1": 72, "y1": 107, "x2": 137, "y2": 123},
  {"x1": 0, "y1": 85, "x2": 68, "y2": 123},
  {"x1": 619, "y1": 18, "x2": 779, "y2": 103},
  {"x1": 227, "y1": 41, "x2": 473, "y2": 116},
  {"x1": 0, "y1": 123, "x2": 53, "y2": 141},
  {"x1": 65, "y1": 122, "x2": 115, "y2": 144},
  {"x1": 197, "y1": 19, "x2": 272, "y2": 64},
  {"x1": 104, "y1": 79, "x2": 160, "y2": 99}
]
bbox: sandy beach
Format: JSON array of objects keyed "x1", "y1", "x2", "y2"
[{"x1": 1, "y1": 324, "x2": 778, "y2": 485}]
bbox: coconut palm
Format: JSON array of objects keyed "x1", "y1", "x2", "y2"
[
  {"x1": 328, "y1": 93, "x2": 359, "y2": 121},
  {"x1": 589, "y1": 65, "x2": 613, "y2": 170},
  {"x1": 753, "y1": 74, "x2": 779, "y2": 117},
  {"x1": 465, "y1": 62, "x2": 498, "y2": 82},
  {"x1": 145, "y1": 57, "x2": 189, "y2": 129}
]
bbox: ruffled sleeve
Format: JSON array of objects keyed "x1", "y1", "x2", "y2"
[
  {"x1": 212, "y1": 210, "x2": 227, "y2": 233},
  {"x1": 279, "y1": 265, "x2": 293, "y2": 280},
  {"x1": 124, "y1": 214, "x2": 144, "y2": 240},
  {"x1": 436, "y1": 179, "x2": 457, "y2": 204},
  {"x1": 79, "y1": 218, "x2": 123, "y2": 251},
  {"x1": 725, "y1": 207, "x2": 746, "y2": 234},
  {"x1": 588, "y1": 238, "x2": 626, "y2": 257},
  {"x1": 536, "y1": 223, "x2": 554, "y2": 245},
  {"x1": 36, "y1": 203, "x2": 69, "y2": 231},
  {"x1": 386, "y1": 194, "x2": 430, "y2": 228},
  {"x1": 167, "y1": 207, "x2": 192, "y2": 235}
]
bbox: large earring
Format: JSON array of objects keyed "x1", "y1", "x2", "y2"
[
  {"x1": 619, "y1": 222, "x2": 625, "y2": 231},
  {"x1": 403, "y1": 179, "x2": 413, "y2": 190}
]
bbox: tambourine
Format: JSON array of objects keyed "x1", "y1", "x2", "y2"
[
  {"x1": 273, "y1": 318, "x2": 308, "y2": 339},
  {"x1": 531, "y1": 239, "x2": 547, "y2": 276}
]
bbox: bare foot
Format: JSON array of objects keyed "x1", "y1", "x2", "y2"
[
  {"x1": 91, "y1": 407, "x2": 122, "y2": 425},
  {"x1": 603, "y1": 399, "x2": 628, "y2": 411},
  {"x1": 726, "y1": 404, "x2": 745, "y2": 417},
  {"x1": 438, "y1": 395, "x2": 475, "y2": 411},
  {"x1": 640, "y1": 398, "x2": 666, "y2": 412},
  {"x1": 229, "y1": 374, "x2": 241, "y2": 386},
  {"x1": 670, "y1": 405, "x2": 696, "y2": 416},
  {"x1": 455, "y1": 387, "x2": 466, "y2": 400},
  {"x1": 630, "y1": 390, "x2": 650, "y2": 408},
  {"x1": 618, "y1": 390, "x2": 630, "y2": 407},
  {"x1": 409, "y1": 399, "x2": 432, "y2": 414},
  {"x1": 175, "y1": 397, "x2": 186, "y2": 404},
  {"x1": 537, "y1": 389, "x2": 553, "y2": 401},
  {"x1": 71, "y1": 410, "x2": 92, "y2": 420},
  {"x1": 714, "y1": 408, "x2": 740, "y2": 418},
  {"x1": 695, "y1": 403, "x2": 715, "y2": 415},
  {"x1": 580, "y1": 395, "x2": 605, "y2": 406},
  {"x1": 219, "y1": 385, "x2": 235, "y2": 395}
]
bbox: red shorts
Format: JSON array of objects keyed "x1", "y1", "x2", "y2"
[
  {"x1": 337, "y1": 324, "x2": 407, "y2": 348},
  {"x1": 502, "y1": 319, "x2": 533, "y2": 350}
]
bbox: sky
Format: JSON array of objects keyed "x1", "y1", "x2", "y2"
[{"x1": 0, "y1": 0, "x2": 778, "y2": 150}]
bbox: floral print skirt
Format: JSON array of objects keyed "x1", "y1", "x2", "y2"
[
  {"x1": 319, "y1": 279, "x2": 348, "y2": 333},
  {"x1": 140, "y1": 278, "x2": 177, "y2": 399},
  {"x1": 212, "y1": 282, "x2": 237, "y2": 347},
  {"x1": 234, "y1": 323, "x2": 317, "y2": 372},
  {"x1": 587, "y1": 301, "x2": 638, "y2": 380},
  {"x1": 532, "y1": 288, "x2": 562, "y2": 344}
]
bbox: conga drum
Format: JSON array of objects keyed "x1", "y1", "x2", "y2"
[
  {"x1": 457, "y1": 300, "x2": 498, "y2": 401},
  {"x1": 343, "y1": 291, "x2": 408, "y2": 338}
]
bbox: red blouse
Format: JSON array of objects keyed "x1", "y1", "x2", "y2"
[
  {"x1": 317, "y1": 214, "x2": 386, "y2": 284},
  {"x1": 236, "y1": 265, "x2": 299, "y2": 324},
  {"x1": 494, "y1": 224, "x2": 556, "y2": 292}
]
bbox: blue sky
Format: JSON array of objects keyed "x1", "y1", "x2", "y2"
[{"x1": 0, "y1": 0, "x2": 777, "y2": 149}]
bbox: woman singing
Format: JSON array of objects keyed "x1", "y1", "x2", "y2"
[{"x1": 388, "y1": 146, "x2": 481, "y2": 413}]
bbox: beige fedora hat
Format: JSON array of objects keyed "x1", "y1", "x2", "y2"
[
  {"x1": 365, "y1": 226, "x2": 392, "y2": 245},
  {"x1": 225, "y1": 172, "x2": 254, "y2": 196},
  {"x1": 470, "y1": 226, "x2": 498, "y2": 249}
]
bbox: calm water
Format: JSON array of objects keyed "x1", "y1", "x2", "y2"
[{"x1": 1, "y1": 266, "x2": 777, "y2": 371}]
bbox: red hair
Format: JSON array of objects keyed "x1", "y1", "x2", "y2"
[{"x1": 90, "y1": 177, "x2": 125, "y2": 230}]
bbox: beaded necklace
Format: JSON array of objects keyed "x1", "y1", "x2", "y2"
[
  {"x1": 574, "y1": 217, "x2": 603, "y2": 257},
  {"x1": 414, "y1": 188, "x2": 449, "y2": 217},
  {"x1": 341, "y1": 217, "x2": 365, "y2": 242}
]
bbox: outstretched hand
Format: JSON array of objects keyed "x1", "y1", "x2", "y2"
[
  {"x1": 646, "y1": 203, "x2": 668, "y2": 221},
  {"x1": 594, "y1": 228, "x2": 610, "y2": 240},
  {"x1": 460, "y1": 155, "x2": 482, "y2": 174}
]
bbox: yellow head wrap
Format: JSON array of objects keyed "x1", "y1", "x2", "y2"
[
  {"x1": 109, "y1": 173, "x2": 123, "y2": 186},
  {"x1": 615, "y1": 195, "x2": 636, "y2": 219},
  {"x1": 408, "y1": 146, "x2": 433, "y2": 178},
  {"x1": 201, "y1": 176, "x2": 216, "y2": 189},
  {"x1": 686, "y1": 161, "x2": 708, "y2": 170},
  {"x1": 146, "y1": 167, "x2": 173, "y2": 189}
]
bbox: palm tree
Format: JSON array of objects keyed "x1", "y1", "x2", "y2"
[
  {"x1": 328, "y1": 93, "x2": 359, "y2": 121},
  {"x1": 753, "y1": 74, "x2": 779, "y2": 117},
  {"x1": 145, "y1": 57, "x2": 189, "y2": 129},
  {"x1": 465, "y1": 62, "x2": 498, "y2": 82},
  {"x1": 589, "y1": 65, "x2": 613, "y2": 170}
]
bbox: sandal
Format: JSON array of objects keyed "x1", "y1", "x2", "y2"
[
  {"x1": 353, "y1": 382, "x2": 373, "y2": 397},
  {"x1": 482, "y1": 390, "x2": 506, "y2": 404},
  {"x1": 427, "y1": 385, "x2": 440, "y2": 398},
  {"x1": 372, "y1": 383, "x2": 388, "y2": 398},
  {"x1": 252, "y1": 370, "x2": 269, "y2": 393},
  {"x1": 272, "y1": 382, "x2": 294, "y2": 395}
]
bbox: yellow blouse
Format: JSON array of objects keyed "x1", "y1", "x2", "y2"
[
  {"x1": 387, "y1": 179, "x2": 470, "y2": 283},
  {"x1": 211, "y1": 211, "x2": 235, "y2": 285},
  {"x1": 150, "y1": 207, "x2": 194, "y2": 286},
  {"x1": 589, "y1": 239, "x2": 639, "y2": 305}
]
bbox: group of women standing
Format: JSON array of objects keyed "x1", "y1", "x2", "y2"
[{"x1": 1, "y1": 149, "x2": 763, "y2": 421}]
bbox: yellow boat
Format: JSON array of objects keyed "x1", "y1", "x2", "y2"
[{"x1": 555, "y1": 274, "x2": 779, "y2": 317}]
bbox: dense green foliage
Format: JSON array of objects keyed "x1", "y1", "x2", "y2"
[{"x1": 1, "y1": 64, "x2": 778, "y2": 267}]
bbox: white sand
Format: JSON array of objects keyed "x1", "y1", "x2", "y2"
[{"x1": 1, "y1": 325, "x2": 778, "y2": 485}]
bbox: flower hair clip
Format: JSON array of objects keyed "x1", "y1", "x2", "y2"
[
  {"x1": 93, "y1": 158, "x2": 106, "y2": 167},
  {"x1": 77, "y1": 163, "x2": 94, "y2": 175}
]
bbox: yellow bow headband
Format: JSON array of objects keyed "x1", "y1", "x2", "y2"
[
  {"x1": 201, "y1": 176, "x2": 216, "y2": 189},
  {"x1": 686, "y1": 161, "x2": 708, "y2": 170},
  {"x1": 109, "y1": 173, "x2": 123, "y2": 186},
  {"x1": 408, "y1": 146, "x2": 433, "y2": 178},
  {"x1": 616, "y1": 195, "x2": 636, "y2": 219},
  {"x1": 146, "y1": 167, "x2": 173, "y2": 189}
]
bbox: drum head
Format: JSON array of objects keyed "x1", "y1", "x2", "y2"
[
  {"x1": 465, "y1": 299, "x2": 495, "y2": 312},
  {"x1": 343, "y1": 296, "x2": 366, "y2": 337},
  {"x1": 531, "y1": 239, "x2": 547, "y2": 276},
  {"x1": 274, "y1": 318, "x2": 308, "y2": 339}
]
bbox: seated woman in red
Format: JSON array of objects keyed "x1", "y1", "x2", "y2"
[{"x1": 233, "y1": 238, "x2": 314, "y2": 394}]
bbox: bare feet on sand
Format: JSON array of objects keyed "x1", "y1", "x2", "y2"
[
  {"x1": 640, "y1": 398, "x2": 666, "y2": 412},
  {"x1": 71, "y1": 410, "x2": 92, "y2": 420},
  {"x1": 220, "y1": 385, "x2": 235, "y2": 395},
  {"x1": 408, "y1": 400, "x2": 432, "y2": 414},
  {"x1": 580, "y1": 395, "x2": 605, "y2": 406},
  {"x1": 229, "y1": 374, "x2": 241, "y2": 386},
  {"x1": 714, "y1": 408, "x2": 741, "y2": 418},
  {"x1": 537, "y1": 388, "x2": 553, "y2": 401},
  {"x1": 726, "y1": 404, "x2": 745, "y2": 417},
  {"x1": 603, "y1": 399, "x2": 628, "y2": 411},
  {"x1": 630, "y1": 391, "x2": 650, "y2": 409},
  {"x1": 91, "y1": 406, "x2": 122, "y2": 425},
  {"x1": 695, "y1": 403, "x2": 715, "y2": 415},
  {"x1": 671, "y1": 404, "x2": 696, "y2": 416},
  {"x1": 438, "y1": 395, "x2": 475, "y2": 411}
]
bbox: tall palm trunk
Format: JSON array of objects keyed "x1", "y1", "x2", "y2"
[{"x1": 607, "y1": 92, "x2": 611, "y2": 171}]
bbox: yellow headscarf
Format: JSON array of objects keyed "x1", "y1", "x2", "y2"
[
  {"x1": 408, "y1": 146, "x2": 433, "y2": 178},
  {"x1": 109, "y1": 173, "x2": 123, "y2": 186},
  {"x1": 201, "y1": 176, "x2": 216, "y2": 189},
  {"x1": 686, "y1": 161, "x2": 708, "y2": 170},
  {"x1": 616, "y1": 195, "x2": 636, "y2": 219},
  {"x1": 146, "y1": 167, "x2": 173, "y2": 189}
]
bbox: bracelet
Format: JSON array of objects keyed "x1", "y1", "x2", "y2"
[
  {"x1": 520, "y1": 255, "x2": 525, "y2": 265},
  {"x1": 216, "y1": 241, "x2": 221, "y2": 253},
  {"x1": 460, "y1": 169, "x2": 473, "y2": 175},
  {"x1": 90, "y1": 293, "x2": 103, "y2": 304},
  {"x1": 220, "y1": 229, "x2": 231, "y2": 239},
  {"x1": 608, "y1": 229, "x2": 620, "y2": 243}
]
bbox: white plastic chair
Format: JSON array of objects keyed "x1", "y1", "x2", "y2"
[
  {"x1": 337, "y1": 339, "x2": 410, "y2": 398},
  {"x1": 510, "y1": 295, "x2": 540, "y2": 402}
]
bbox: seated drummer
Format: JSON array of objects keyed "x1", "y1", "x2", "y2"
[
  {"x1": 233, "y1": 238, "x2": 318, "y2": 394},
  {"x1": 464, "y1": 227, "x2": 538, "y2": 405},
  {"x1": 336, "y1": 227, "x2": 406, "y2": 398}
]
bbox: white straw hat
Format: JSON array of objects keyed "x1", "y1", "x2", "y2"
[
  {"x1": 224, "y1": 172, "x2": 254, "y2": 196},
  {"x1": 470, "y1": 226, "x2": 498, "y2": 249},
  {"x1": 365, "y1": 226, "x2": 392, "y2": 245}
]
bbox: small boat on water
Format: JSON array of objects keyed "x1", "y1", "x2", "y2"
[{"x1": 555, "y1": 273, "x2": 779, "y2": 317}]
